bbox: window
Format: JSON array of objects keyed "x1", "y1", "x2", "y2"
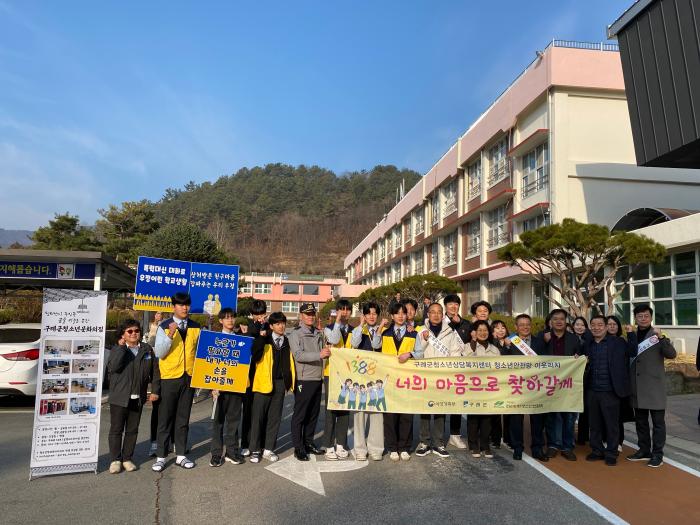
[
  {"x1": 488, "y1": 281, "x2": 509, "y2": 314},
  {"x1": 283, "y1": 284, "x2": 299, "y2": 295},
  {"x1": 442, "y1": 181, "x2": 457, "y2": 216},
  {"x1": 387, "y1": 235, "x2": 392, "y2": 253},
  {"x1": 282, "y1": 301, "x2": 298, "y2": 313},
  {"x1": 675, "y1": 251, "x2": 697, "y2": 275},
  {"x1": 379, "y1": 241, "x2": 386, "y2": 261},
  {"x1": 467, "y1": 160, "x2": 481, "y2": 200},
  {"x1": 413, "y1": 251, "x2": 424, "y2": 275},
  {"x1": 522, "y1": 213, "x2": 549, "y2": 232},
  {"x1": 532, "y1": 281, "x2": 547, "y2": 318},
  {"x1": 405, "y1": 220, "x2": 411, "y2": 244},
  {"x1": 488, "y1": 138, "x2": 508, "y2": 185},
  {"x1": 239, "y1": 282, "x2": 252, "y2": 294},
  {"x1": 254, "y1": 283, "x2": 271, "y2": 294},
  {"x1": 414, "y1": 207, "x2": 424, "y2": 235},
  {"x1": 521, "y1": 142, "x2": 549, "y2": 198},
  {"x1": 392, "y1": 262, "x2": 401, "y2": 282},
  {"x1": 393, "y1": 226, "x2": 402, "y2": 250},
  {"x1": 431, "y1": 194, "x2": 440, "y2": 225},
  {"x1": 430, "y1": 242, "x2": 438, "y2": 271},
  {"x1": 465, "y1": 279, "x2": 480, "y2": 308},
  {"x1": 442, "y1": 231, "x2": 457, "y2": 266},
  {"x1": 487, "y1": 205, "x2": 509, "y2": 249},
  {"x1": 466, "y1": 220, "x2": 480, "y2": 258},
  {"x1": 303, "y1": 284, "x2": 319, "y2": 295}
]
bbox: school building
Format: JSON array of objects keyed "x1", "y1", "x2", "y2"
[{"x1": 342, "y1": 39, "x2": 700, "y2": 352}]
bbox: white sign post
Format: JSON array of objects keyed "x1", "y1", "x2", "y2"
[{"x1": 29, "y1": 289, "x2": 108, "y2": 479}]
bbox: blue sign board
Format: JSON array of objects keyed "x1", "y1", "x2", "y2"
[
  {"x1": 0, "y1": 262, "x2": 95, "y2": 280},
  {"x1": 190, "y1": 330, "x2": 254, "y2": 392},
  {"x1": 134, "y1": 256, "x2": 239, "y2": 314}
]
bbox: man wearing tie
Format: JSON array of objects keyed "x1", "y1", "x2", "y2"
[{"x1": 152, "y1": 292, "x2": 201, "y2": 472}]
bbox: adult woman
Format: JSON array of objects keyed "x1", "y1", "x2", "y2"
[
  {"x1": 107, "y1": 319, "x2": 160, "y2": 473},
  {"x1": 605, "y1": 315, "x2": 633, "y2": 451},
  {"x1": 572, "y1": 317, "x2": 590, "y2": 342},
  {"x1": 573, "y1": 316, "x2": 591, "y2": 445}
]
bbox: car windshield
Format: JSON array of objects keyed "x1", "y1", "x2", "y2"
[{"x1": 0, "y1": 329, "x2": 41, "y2": 344}]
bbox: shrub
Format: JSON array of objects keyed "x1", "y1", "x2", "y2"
[
  {"x1": 0, "y1": 309, "x2": 15, "y2": 325},
  {"x1": 491, "y1": 313, "x2": 546, "y2": 335}
]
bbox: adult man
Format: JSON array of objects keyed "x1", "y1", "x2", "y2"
[
  {"x1": 582, "y1": 316, "x2": 631, "y2": 466},
  {"x1": 289, "y1": 303, "x2": 330, "y2": 461},
  {"x1": 444, "y1": 293, "x2": 471, "y2": 449},
  {"x1": 416, "y1": 303, "x2": 465, "y2": 458},
  {"x1": 626, "y1": 304, "x2": 677, "y2": 468},
  {"x1": 540, "y1": 308, "x2": 582, "y2": 461},
  {"x1": 152, "y1": 292, "x2": 201, "y2": 472}
]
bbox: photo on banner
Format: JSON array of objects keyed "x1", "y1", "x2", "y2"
[{"x1": 190, "y1": 330, "x2": 254, "y2": 393}]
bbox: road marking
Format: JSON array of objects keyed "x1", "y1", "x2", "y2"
[
  {"x1": 265, "y1": 453, "x2": 367, "y2": 496},
  {"x1": 623, "y1": 440, "x2": 700, "y2": 479},
  {"x1": 522, "y1": 453, "x2": 629, "y2": 525}
]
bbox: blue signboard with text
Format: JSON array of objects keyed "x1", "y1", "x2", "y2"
[{"x1": 134, "y1": 256, "x2": 239, "y2": 314}]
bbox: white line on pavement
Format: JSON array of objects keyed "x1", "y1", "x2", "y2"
[{"x1": 622, "y1": 440, "x2": 700, "y2": 478}]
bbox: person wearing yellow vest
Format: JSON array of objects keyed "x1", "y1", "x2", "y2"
[
  {"x1": 322, "y1": 299, "x2": 353, "y2": 460},
  {"x1": 382, "y1": 302, "x2": 423, "y2": 462},
  {"x1": 152, "y1": 292, "x2": 201, "y2": 472}
]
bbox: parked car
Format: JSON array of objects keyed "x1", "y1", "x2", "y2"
[{"x1": 0, "y1": 324, "x2": 41, "y2": 396}]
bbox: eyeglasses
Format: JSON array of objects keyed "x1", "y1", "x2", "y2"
[{"x1": 125, "y1": 329, "x2": 141, "y2": 334}]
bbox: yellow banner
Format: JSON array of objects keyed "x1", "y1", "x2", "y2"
[{"x1": 328, "y1": 348, "x2": 585, "y2": 414}]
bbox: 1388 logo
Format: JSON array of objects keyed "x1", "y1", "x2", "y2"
[{"x1": 347, "y1": 355, "x2": 377, "y2": 376}]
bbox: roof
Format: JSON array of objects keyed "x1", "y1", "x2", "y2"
[
  {"x1": 612, "y1": 207, "x2": 699, "y2": 231},
  {"x1": 608, "y1": 0, "x2": 656, "y2": 38}
]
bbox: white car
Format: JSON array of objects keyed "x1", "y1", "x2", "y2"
[{"x1": 0, "y1": 323, "x2": 41, "y2": 396}]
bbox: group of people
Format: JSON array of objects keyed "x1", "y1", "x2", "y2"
[{"x1": 106, "y1": 291, "x2": 676, "y2": 475}]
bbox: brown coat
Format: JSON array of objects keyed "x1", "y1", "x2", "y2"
[{"x1": 629, "y1": 328, "x2": 676, "y2": 410}]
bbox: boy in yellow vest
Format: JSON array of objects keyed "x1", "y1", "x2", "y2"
[{"x1": 152, "y1": 292, "x2": 201, "y2": 472}]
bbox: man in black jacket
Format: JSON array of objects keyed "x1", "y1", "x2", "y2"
[
  {"x1": 107, "y1": 319, "x2": 160, "y2": 474},
  {"x1": 581, "y1": 315, "x2": 631, "y2": 466},
  {"x1": 444, "y1": 293, "x2": 472, "y2": 449}
]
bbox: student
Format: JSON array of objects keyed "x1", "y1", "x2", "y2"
[
  {"x1": 240, "y1": 299, "x2": 269, "y2": 457},
  {"x1": 108, "y1": 319, "x2": 160, "y2": 473},
  {"x1": 323, "y1": 299, "x2": 354, "y2": 460},
  {"x1": 465, "y1": 320, "x2": 500, "y2": 458},
  {"x1": 249, "y1": 312, "x2": 295, "y2": 464},
  {"x1": 401, "y1": 298, "x2": 422, "y2": 333},
  {"x1": 289, "y1": 303, "x2": 330, "y2": 461},
  {"x1": 351, "y1": 302, "x2": 385, "y2": 461},
  {"x1": 209, "y1": 308, "x2": 245, "y2": 467},
  {"x1": 415, "y1": 302, "x2": 465, "y2": 459},
  {"x1": 444, "y1": 294, "x2": 472, "y2": 449},
  {"x1": 382, "y1": 302, "x2": 424, "y2": 462},
  {"x1": 152, "y1": 292, "x2": 201, "y2": 472}
]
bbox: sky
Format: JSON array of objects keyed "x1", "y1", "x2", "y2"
[{"x1": 0, "y1": 0, "x2": 632, "y2": 230}]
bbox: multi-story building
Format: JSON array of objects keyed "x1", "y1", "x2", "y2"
[{"x1": 343, "y1": 40, "x2": 700, "y2": 323}]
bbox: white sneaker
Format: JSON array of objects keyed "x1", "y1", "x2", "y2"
[
  {"x1": 400, "y1": 451, "x2": 411, "y2": 461},
  {"x1": 356, "y1": 453, "x2": 367, "y2": 461},
  {"x1": 389, "y1": 451, "x2": 400, "y2": 461},
  {"x1": 122, "y1": 460, "x2": 138, "y2": 472},
  {"x1": 325, "y1": 448, "x2": 338, "y2": 460},
  {"x1": 149, "y1": 442, "x2": 158, "y2": 457},
  {"x1": 370, "y1": 453, "x2": 383, "y2": 461},
  {"x1": 262, "y1": 449, "x2": 279, "y2": 462},
  {"x1": 449, "y1": 435, "x2": 467, "y2": 449},
  {"x1": 109, "y1": 461, "x2": 122, "y2": 474},
  {"x1": 241, "y1": 448, "x2": 251, "y2": 457},
  {"x1": 336, "y1": 445, "x2": 349, "y2": 459}
]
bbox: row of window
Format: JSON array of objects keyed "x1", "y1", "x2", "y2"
[{"x1": 238, "y1": 283, "x2": 321, "y2": 296}]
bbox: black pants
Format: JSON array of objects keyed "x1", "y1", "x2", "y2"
[
  {"x1": 383, "y1": 413, "x2": 413, "y2": 452},
  {"x1": 240, "y1": 387, "x2": 254, "y2": 449},
  {"x1": 588, "y1": 390, "x2": 620, "y2": 458},
  {"x1": 157, "y1": 374, "x2": 194, "y2": 457},
  {"x1": 250, "y1": 379, "x2": 286, "y2": 452},
  {"x1": 419, "y1": 414, "x2": 445, "y2": 447},
  {"x1": 291, "y1": 380, "x2": 323, "y2": 450},
  {"x1": 467, "y1": 414, "x2": 491, "y2": 451},
  {"x1": 449, "y1": 414, "x2": 462, "y2": 435},
  {"x1": 109, "y1": 399, "x2": 143, "y2": 461},
  {"x1": 577, "y1": 404, "x2": 590, "y2": 444},
  {"x1": 530, "y1": 414, "x2": 547, "y2": 455},
  {"x1": 490, "y1": 415, "x2": 503, "y2": 446},
  {"x1": 211, "y1": 392, "x2": 243, "y2": 456},
  {"x1": 150, "y1": 398, "x2": 159, "y2": 442},
  {"x1": 508, "y1": 414, "x2": 524, "y2": 452},
  {"x1": 323, "y1": 377, "x2": 349, "y2": 448},
  {"x1": 635, "y1": 408, "x2": 666, "y2": 458}
]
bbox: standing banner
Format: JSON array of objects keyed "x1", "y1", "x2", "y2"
[
  {"x1": 133, "y1": 256, "x2": 239, "y2": 314},
  {"x1": 328, "y1": 348, "x2": 585, "y2": 414},
  {"x1": 30, "y1": 289, "x2": 108, "y2": 479},
  {"x1": 190, "y1": 330, "x2": 254, "y2": 393}
]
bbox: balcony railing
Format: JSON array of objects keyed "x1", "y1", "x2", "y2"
[
  {"x1": 522, "y1": 173, "x2": 549, "y2": 199},
  {"x1": 468, "y1": 183, "x2": 481, "y2": 200},
  {"x1": 487, "y1": 231, "x2": 511, "y2": 249},
  {"x1": 488, "y1": 157, "x2": 510, "y2": 186},
  {"x1": 443, "y1": 196, "x2": 457, "y2": 216},
  {"x1": 466, "y1": 241, "x2": 480, "y2": 258}
]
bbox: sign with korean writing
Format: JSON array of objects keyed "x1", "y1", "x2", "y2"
[
  {"x1": 190, "y1": 330, "x2": 253, "y2": 393},
  {"x1": 328, "y1": 348, "x2": 585, "y2": 414},
  {"x1": 133, "y1": 256, "x2": 239, "y2": 314},
  {"x1": 30, "y1": 289, "x2": 108, "y2": 479},
  {"x1": 0, "y1": 262, "x2": 95, "y2": 280}
]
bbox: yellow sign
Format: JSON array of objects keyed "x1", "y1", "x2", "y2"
[
  {"x1": 189, "y1": 330, "x2": 253, "y2": 393},
  {"x1": 328, "y1": 348, "x2": 585, "y2": 414}
]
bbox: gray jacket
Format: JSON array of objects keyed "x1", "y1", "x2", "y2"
[
  {"x1": 628, "y1": 328, "x2": 676, "y2": 410},
  {"x1": 289, "y1": 324, "x2": 324, "y2": 381}
]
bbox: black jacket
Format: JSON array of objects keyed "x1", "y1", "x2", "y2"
[
  {"x1": 108, "y1": 342, "x2": 160, "y2": 408},
  {"x1": 581, "y1": 335, "x2": 631, "y2": 399},
  {"x1": 448, "y1": 316, "x2": 472, "y2": 344},
  {"x1": 535, "y1": 330, "x2": 582, "y2": 356}
]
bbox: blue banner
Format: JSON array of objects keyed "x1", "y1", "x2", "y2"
[
  {"x1": 190, "y1": 330, "x2": 253, "y2": 392},
  {"x1": 133, "y1": 256, "x2": 239, "y2": 314},
  {"x1": 0, "y1": 262, "x2": 95, "y2": 280}
]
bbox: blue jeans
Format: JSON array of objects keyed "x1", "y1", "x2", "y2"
[{"x1": 545, "y1": 412, "x2": 576, "y2": 451}]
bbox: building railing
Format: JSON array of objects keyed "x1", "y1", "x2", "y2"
[
  {"x1": 488, "y1": 157, "x2": 510, "y2": 186},
  {"x1": 522, "y1": 172, "x2": 549, "y2": 199},
  {"x1": 468, "y1": 183, "x2": 481, "y2": 200},
  {"x1": 466, "y1": 241, "x2": 480, "y2": 258},
  {"x1": 487, "y1": 231, "x2": 511, "y2": 249},
  {"x1": 443, "y1": 196, "x2": 457, "y2": 216},
  {"x1": 551, "y1": 39, "x2": 619, "y2": 52}
]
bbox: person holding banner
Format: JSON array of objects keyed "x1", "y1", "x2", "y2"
[
  {"x1": 581, "y1": 315, "x2": 631, "y2": 466},
  {"x1": 444, "y1": 294, "x2": 472, "y2": 450},
  {"x1": 351, "y1": 302, "x2": 385, "y2": 461},
  {"x1": 290, "y1": 303, "x2": 330, "y2": 461},
  {"x1": 382, "y1": 302, "x2": 424, "y2": 461},
  {"x1": 152, "y1": 292, "x2": 201, "y2": 472},
  {"x1": 415, "y1": 303, "x2": 465, "y2": 459},
  {"x1": 625, "y1": 304, "x2": 677, "y2": 468},
  {"x1": 209, "y1": 308, "x2": 245, "y2": 467},
  {"x1": 323, "y1": 299, "x2": 354, "y2": 461},
  {"x1": 107, "y1": 319, "x2": 160, "y2": 474},
  {"x1": 249, "y1": 312, "x2": 295, "y2": 464}
]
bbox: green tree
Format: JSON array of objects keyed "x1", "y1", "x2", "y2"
[
  {"x1": 96, "y1": 200, "x2": 159, "y2": 264},
  {"x1": 31, "y1": 213, "x2": 101, "y2": 251},
  {"x1": 498, "y1": 218, "x2": 666, "y2": 317},
  {"x1": 140, "y1": 223, "x2": 232, "y2": 264},
  {"x1": 356, "y1": 274, "x2": 461, "y2": 315}
]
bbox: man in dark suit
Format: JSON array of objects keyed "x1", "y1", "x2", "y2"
[
  {"x1": 625, "y1": 304, "x2": 677, "y2": 468},
  {"x1": 581, "y1": 315, "x2": 631, "y2": 466},
  {"x1": 538, "y1": 309, "x2": 582, "y2": 461}
]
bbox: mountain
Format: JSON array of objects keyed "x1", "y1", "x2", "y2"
[
  {"x1": 0, "y1": 229, "x2": 33, "y2": 248},
  {"x1": 153, "y1": 164, "x2": 421, "y2": 275}
]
